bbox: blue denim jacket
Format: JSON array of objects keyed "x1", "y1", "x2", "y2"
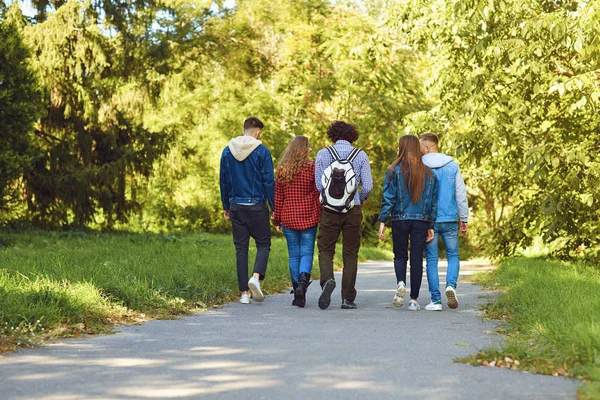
[
  {"x1": 422, "y1": 153, "x2": 469, "y2": 223},
  {"x1": 219, "y1": 139, "x2": 275, "y2": 211},
  {"x1": 378, "y1": 164, "x2": 437, "y2": 227}
]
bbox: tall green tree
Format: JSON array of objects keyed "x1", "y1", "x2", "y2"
[
  {"x1": 0, "y1": 4, "x2": 42, "y2": 217},
  {"x1": 22, "y1": 0, "x2": 173, "y2": 228}
]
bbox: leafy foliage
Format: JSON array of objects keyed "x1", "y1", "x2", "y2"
[
  {"x1": 392, "y1": 0, "x2": 600, "y2": 261},
  {"x1": 1, "y1": 0, "x2": 598, "y2": 263},
  {"x1": 138, "y1": 0, "x2": 426, "y2": 232}
]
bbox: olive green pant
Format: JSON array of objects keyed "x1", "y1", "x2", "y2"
[{"x1": 317, "y1": 207, "x2": 362, "y2": 301}]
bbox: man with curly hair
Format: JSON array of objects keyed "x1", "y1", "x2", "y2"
[{"x1": 315, "y1": 120, "x2": 373, "y2": 310}]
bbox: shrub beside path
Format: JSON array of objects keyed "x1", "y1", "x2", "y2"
[{"x1": 0, "y1": 261, "x2": 579, "y2": 399}]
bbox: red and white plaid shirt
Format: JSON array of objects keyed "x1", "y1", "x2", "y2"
[{"x1": 273, "y1": 161, "x2": 321, "y2": 230}]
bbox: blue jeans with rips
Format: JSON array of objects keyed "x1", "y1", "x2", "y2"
[
  {"x1": 425, "y1": 222, "x2": 460, "y2": 303},
  {"x1": 283, "y1": 225, "x2": 318, "y2": 284}
]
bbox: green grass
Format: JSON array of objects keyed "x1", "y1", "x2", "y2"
[
  {"x1": 469, "y1": 257, "x2": 600, "y2": 399},
  {"x1": 0, "y1": 230, "x2": 391, "y2": 351}
]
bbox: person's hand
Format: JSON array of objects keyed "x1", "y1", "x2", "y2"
[
  {"x1": 223, "y1": 210, "x2": 230, "y2": 220},
  {"x1": 460, "y1": 221, "x2": 468, "y2": 233},
  {"x1": 276, "y1": 225, "x2": 283, "y2": 234},
  {"x1": 425, "y1": 229, "x2": 434, "y2": 243},
  {"x1": 378, "y1": 222, "x2": 386, "y2": 241}
]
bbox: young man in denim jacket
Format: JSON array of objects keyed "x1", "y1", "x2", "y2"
[
  {"x1": 220, "y1": 117, "x2": 275, "y2": 304},
  {"x1": 419, "y1": 133, "x2": 469, "y2": 311}
]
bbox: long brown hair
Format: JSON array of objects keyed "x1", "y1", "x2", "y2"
[
  {"x1": 276, "y1": 136, "x2": 311, "y2": 185},
  {"x1": 388, "y1": 135, "x2": 432, "y2": 204}
]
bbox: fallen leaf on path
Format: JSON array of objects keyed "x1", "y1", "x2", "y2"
[
  {"x1": 456, "y1": 343, "x2": 470, "y2": 347},
  {"x1": 555, "y1": 367, "x2": 567, "y2": 376}
]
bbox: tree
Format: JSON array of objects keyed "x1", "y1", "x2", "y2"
[
  {"x1": 0, "y1": 4, "x2": 42, "y2": 217},
  {"x1": 392, "y1": 0, "x2": 600, "y2": 260},
  {"x1": 22, "y1": 0, "x2": 173, "y2": 228},
  {"x1": 140, "y1": 0, "x2": 428, "y2": 232}
]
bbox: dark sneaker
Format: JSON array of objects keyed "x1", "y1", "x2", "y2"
[
  {"x1": 318, "y1": 279, "x2": 336, "y2": 310},
  {"x1": 341, "y1": 299, "x2": 357, "y2": 309},
  {"x1": 295, "y1": 272, "x2": 310, "y2": 308}
]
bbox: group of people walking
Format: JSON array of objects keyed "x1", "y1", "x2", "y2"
[{"x1": 219, "y1": 117, "x2": 468, "y2": 311}]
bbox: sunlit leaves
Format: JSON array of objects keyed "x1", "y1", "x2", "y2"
[{"x1": 394, "y1": 0, "x2": 600, "y2": 261}]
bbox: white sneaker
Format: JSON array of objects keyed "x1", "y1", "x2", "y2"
[
  {"x1": 408, "y1": 299, "x2": 421, "y2": 311},
  {"x1": 445, "y1": 286, "x2": 458, "y2": 309},
  {"x1": 248, "y1": 277, "x2": 264, "y2": 302},
  {"x1": 425, "y1": 301, "x2": 442, "y2": 311},
  {"x1": 393, "y1": 281, "x2": 406, "y2": 307},
  {"x1": 240, "y1": 293, "x2": 251, "y2": 304}
]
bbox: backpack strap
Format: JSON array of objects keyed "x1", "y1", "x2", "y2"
[
  {"x1": 326, "y1": 146, "x2": 341, "y2": 161},
  {"x1": 346, "y1": 148, "x2": 362, "y2": 163}
]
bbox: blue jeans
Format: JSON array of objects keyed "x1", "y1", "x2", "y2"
[
  {"x1": 425, "y1": 222, "x2": 460, "y2": 302},
  {"x1": 283, "y1": 225, "x2": 318, "y2": 284}
]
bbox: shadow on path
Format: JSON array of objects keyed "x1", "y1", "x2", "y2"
[{"x1": 0, "y1": 261, "x2": 579, "y2": 399}]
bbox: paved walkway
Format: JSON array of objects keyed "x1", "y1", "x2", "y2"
[{"x1": 0, "y1": 261, "x2": 579, "y2": 399}]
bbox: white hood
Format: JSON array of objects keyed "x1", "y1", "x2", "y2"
[
  {"x1": 228, "y1": 136, "x2": 262, "y2": 161},
  {"x1": 422, "y1": 153, "x2": 454, "y2": 169}
]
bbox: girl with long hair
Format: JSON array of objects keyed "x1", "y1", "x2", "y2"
[
  {"x1": 378, "y1": 135, "x2": 437, "y2": 311},
  {"x1": 273, "y1": 136, "x2": 321, "y2": 308}
]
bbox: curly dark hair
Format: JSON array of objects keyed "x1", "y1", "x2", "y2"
[{"x1": 327, "y1": 120, "x2": 359, "y2": 143}]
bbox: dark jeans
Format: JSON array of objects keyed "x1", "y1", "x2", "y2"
[
  {"x1": 318, "y1": 207, "x2": 362, "y2": 301},
  {"x1": 391, "y1": 220, "x2": 429, "y2": 299},
  {"x1": 229, "y1": 203, "x2": 271, "y2": 291}
]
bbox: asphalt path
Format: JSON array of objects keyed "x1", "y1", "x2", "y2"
[{"x1": 0, "y1": 260, "x2": 580, "y2": 399}]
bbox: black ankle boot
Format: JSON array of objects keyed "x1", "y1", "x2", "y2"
[
  {"x1": 295, "y1": 272, "x2": 311, "y2": 308},
  {"x1": 291, "y1": 282, "x2": 298, "y2": 305}
]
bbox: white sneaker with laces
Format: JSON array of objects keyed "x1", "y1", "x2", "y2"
[
  {"x1": 248, "y1": 276, "x2": 264, "y2": 302},
  {"x1": 425, "y1": 301, "x2": 442, "y2": 311},
  {"x1": 393, "y1": 281, "x2": 406, "y2": 307},
  {"x1": 240, "y1": 293, "x2": 251, "y2": 304},
  {"x1": 408, "y1": 299, "x2": 421, "y2": 311},
  {"x1": 446, "y1": 286, "x2": 458, "y2": 309}
]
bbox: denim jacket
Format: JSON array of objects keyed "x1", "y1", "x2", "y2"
[
  {"x1": 220, "y1": 136, "x2": 275, "y2": 211},
  {"x1": 378, "y1": 164, "x2": 438, "y2": 227},
  {"x1": 422, "y1": 153, "x2": 468, "y2": 223}
]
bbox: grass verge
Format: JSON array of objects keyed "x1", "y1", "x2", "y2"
[
  {"x1": 0, "y1": 230, "x2": 391, "y2": 352},
  {"x1": 465, "y1": 257, "x2": 600, "y2": 399}
]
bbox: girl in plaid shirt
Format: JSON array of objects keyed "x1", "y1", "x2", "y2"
[{"x1": 273, "y1": 136, "x2": 322, "y2": 308}]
